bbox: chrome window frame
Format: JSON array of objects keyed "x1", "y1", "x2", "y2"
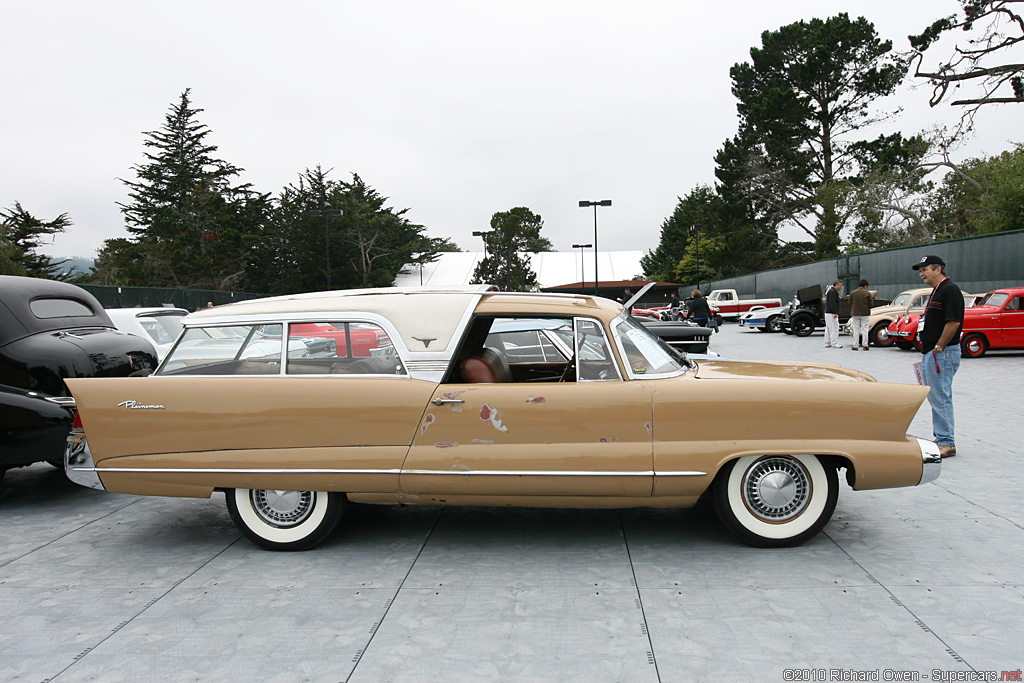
[
  {"x1": 572, "y1": 316, "x2": 622, "y2": 383},
  {"x1": 608, "y1": 311, "x2": 687, "y2": 381}
]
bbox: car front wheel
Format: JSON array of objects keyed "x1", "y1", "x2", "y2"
[
  {"x1": 713, "y1": 454, "x2": 838, "y2": 547},
  {"x1": 226, "y1": 488, "x2": 345, "y2": 551},
  {"x1": 961, "y1": 333, "x2": 987, "y2": 358},
  {"x1": 766, "y1": 315, "x2": 783, "y2": 333},
  {"x1": 790, "y1": 316, "x2": 814, "y2": 337},
  {"x1": 870, "y1": 322, "x2": 894, "y2": 347}
]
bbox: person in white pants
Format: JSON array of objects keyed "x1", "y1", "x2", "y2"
[{"x1": 824, "y1": 280, "x2": 843, "y2": 348}]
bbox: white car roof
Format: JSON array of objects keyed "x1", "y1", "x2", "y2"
[{"x1": 184, "y1": 286, "x2": 498, "y2": 354}]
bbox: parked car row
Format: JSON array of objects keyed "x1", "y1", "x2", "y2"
[
  {"x1": 738, "y1": 281, "x2": 1024, "y2": 358},
  {"x1": 886, "y1": 287, "x2": 1024, "y2": 357}
]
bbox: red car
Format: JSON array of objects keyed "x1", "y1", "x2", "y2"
[
  {"x1": 887, "y1": 288, "x2": 1024, "y2": 357},
  {"x1": 886, "y1": 314, "x2": 923, "y2": 351},
  {"x1": 288, "y1": 322, "x2": 394, "y2": 357},
  {"x1": 631, "y1": 306, "x2": 671, "y2": 319},
  {"x1": 959, "y1": 287, "x2": 1024, "y2": 357}
]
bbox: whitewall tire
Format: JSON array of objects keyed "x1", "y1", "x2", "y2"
[
  {"x1": 713, "y1": 454, "x2": 838, "y2": 547},
  {"x1": 226, "y1": 488, "x2": 345, "y2": 551}
]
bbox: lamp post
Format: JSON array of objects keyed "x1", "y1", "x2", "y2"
[
  {"x1": 578, "y1": 200, "x2": 611, "y2": 296},
  {"x1": 472, "y1": 230, "x2": 493, "y2": 258},
  {"x1": 309, "y1": 209, "x2": 343, "y2": 289},
  {"x1": 572, "y1": 243, "x2": 592, "y2": 290},
  {"x1": 691, "y1": 223, "x2": 703, "y2": 292}
]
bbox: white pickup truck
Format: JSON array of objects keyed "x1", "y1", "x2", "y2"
[{"x1": 705, "y1": 289, "x2": 782, "y2": 322}]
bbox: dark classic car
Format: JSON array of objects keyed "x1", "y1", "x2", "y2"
[
  {"x1": 0, "y1": 275, "x2": 159, "y2": 484},
  {"x1": 638, "y1": 319, "x2": 712, "y2": 354},
  {"x1": 783, "y1": 284, "x2": 890, "y2": 337}
]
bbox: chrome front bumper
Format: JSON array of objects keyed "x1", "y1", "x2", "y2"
[
  {"x1": 916, "y1": 437, "x2": 942, "y2": 485},
  {"x1": 65, "y1": 429, "x2": 105, "y2": 490}
]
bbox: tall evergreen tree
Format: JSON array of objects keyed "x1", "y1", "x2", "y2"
[
  {"x1": 103, "y1": 89, "x2": 270, "y2": 289},
  {"x1": 470, "y1": 207, "x2": 553, "y2": 291},
  {"x1": 0, "y1": 202, "x2": 70, "y2": 278},
  {"x1": 724, "y1": 14, "x2": 906, "y2": 258}
]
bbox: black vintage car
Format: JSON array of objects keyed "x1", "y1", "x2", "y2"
[
  {"x1": 782, "y1": 284, "x2": 889, "y2": 337},
  {"x1": 0, "y1": 275, "x2": 159, "y2": 484},
  {"x1": 639, "y1": 319, "x2": 712, "y2": 354}
]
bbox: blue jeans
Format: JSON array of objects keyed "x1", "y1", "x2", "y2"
[{"x1": 920, "y1": 345, "x2": 961, "y2": 446}]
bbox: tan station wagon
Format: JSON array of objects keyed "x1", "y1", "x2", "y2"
[{"x1": 64, "y1": 286, "x2": 940, "y2": 550}]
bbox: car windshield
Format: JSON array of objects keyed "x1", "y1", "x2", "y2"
[
  {"x1": 138, "y1": 313, "x2": 185, "y2": 344},
  {"x1": 612, "y1": 315, "x2": 685, "y2": 377},
  {"x1": 979, "y1": 292, "x2": 1008, "y2": 308}
]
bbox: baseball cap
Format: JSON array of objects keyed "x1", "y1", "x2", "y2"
[{"x1": 912, "y1": 255, "x2": 945, "y2": 270}]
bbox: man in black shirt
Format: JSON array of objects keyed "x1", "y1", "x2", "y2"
[{"x1": 913, "y1": 255, "x2": 964, "y2": 458}]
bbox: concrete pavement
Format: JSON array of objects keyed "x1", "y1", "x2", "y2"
[{"x1": 1, "y1": 323, "x2": 1021, "y2": 682}]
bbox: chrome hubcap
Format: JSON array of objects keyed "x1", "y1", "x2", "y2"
[
  {"x1": 967, "y1": 339, "x2": 982, "y2": 353},
  {"x1": 251, "y1": 490, "x2": 315, "y2": 528},
  {"x1": 742, "y1": 457, "x2": 811, "y2": 522}
]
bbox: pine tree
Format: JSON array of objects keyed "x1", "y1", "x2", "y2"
[
  {"x1": 107, "y1": 89, "x2": 269, "y2": 289},
  {"x1": 0, "y1": 202, "x2": 70, "y2": 278}
]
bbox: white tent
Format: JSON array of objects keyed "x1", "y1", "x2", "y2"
[{"x1": 393, "y1": 251, "x2": 645, "y2": 289}]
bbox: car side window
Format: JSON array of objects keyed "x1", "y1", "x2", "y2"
[
  {"x1": 575, "y1": 318, "x2": 621, "y2": 382},
  {"x1": 286, "y1": 322, "x2": 405, "y2": 375},
  {"x1": 160, "y1": 324, "x2": 283, "y2": 375},
  {"x1": 911, "y1": 295, "x2": 928, "y2": 308},
  {"x1": 1007, "y1": 297, "x2": 1024, "y2": 312}
]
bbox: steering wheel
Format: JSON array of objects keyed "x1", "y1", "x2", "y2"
[{"x1": 559, "y1": 356, "x2": 576, "y2": 382}]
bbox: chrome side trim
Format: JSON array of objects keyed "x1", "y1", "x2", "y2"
[
  {"x1": 64, "y1": 431, "x2": 105, "y2": 490},
  {"x1": 916, "y1": 437, "x2": 942, "y2": 485},
  {"x1": 45, "y1": 395, "x2": 78, "y2": 408},
  {"x1": 86, "y1": 468, "x2": 403, "y2": 475},
  {"x1": 81, "y1": 467, "x2": 707, "y2": 478},
  {"x1": 403, "y1": 470, "x2": 707, "y2": 477}
]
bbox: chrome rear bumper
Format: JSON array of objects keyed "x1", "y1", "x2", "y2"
[
  {"x1": 65, "y1": 429, "x2": 105, "y2": 491},
  {"x1": 916, "y1": 438, "x2": 942, "y2": 485}
]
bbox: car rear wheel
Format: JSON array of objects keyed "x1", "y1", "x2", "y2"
[
  {"x1": 713, "y1": 454, "x2": 838, "y2": 547},
  {"x1": 961, "y1": 333, "x2": 987, "y2": 358},
  {"x1": 870, "y1": 322, "x2": 894, "y2": 347},
  {"x1": 226, "y1": 488, "x2": 345, "y2": 551},
  {"x1": 790, "y1": 316, "x2": 814, "y2": 337}
]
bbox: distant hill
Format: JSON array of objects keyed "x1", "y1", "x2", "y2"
[{"x1": 52, "y1": 256, "x2": 95, "y2": 278}]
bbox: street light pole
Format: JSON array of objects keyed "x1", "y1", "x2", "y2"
[
  {"x1": 578, "y1": 200, "x2": 611, "y2": 296},
  {"x1": 691, "y1": 223, "x2": 702, "y2": 292},
  {"x1": 309, "y1": 208, "x2": 343, "y2": 289},
  {"x1": 572, "y1": 243, "x2": 592, "y2": 291},
  {"x1": 472, "y1": 230, "x2": 493, "y2": 258}
]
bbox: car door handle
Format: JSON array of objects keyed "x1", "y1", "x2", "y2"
[{"x1": 432, "y1": 398, "x2": 465, "y2": 406}]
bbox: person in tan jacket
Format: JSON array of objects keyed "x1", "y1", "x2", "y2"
[{"x1": 848, "y1": 280, "x2": 874, "y2": 350}]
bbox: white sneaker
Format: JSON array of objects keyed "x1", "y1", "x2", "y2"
[{"x1": 833, "y1": 344, "x2": 843, "y2": 348}]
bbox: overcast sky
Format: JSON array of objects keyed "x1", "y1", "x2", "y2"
[{"x1": 3, "y1": 1, "x2": 1019, "y2": 264}]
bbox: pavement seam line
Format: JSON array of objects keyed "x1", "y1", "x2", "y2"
[
  {"x1": 822, "y1": 530, "x2": 976, "y2": 671},
  {"x1": 46, "y1": 534, "x2": 244, "y2": 682},
  {"x1": 618, "y1": 510, "x2": 662, "y2": 683},
  {"x1": 344, "y1": 507, "x2": 446, "y2": 683},
  {"x1": 0, "y1": 498, "x2": 143, "y2": 569}
]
